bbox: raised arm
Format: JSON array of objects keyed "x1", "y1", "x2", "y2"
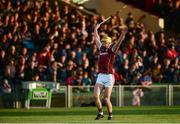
[
  {"x1": 112, "y1": 26, "x2": 128, "y2": 54},
  {"x1": 94, "y1": 17, "x2": 111, "y2": 50},
  {"x1": 94, "y1": 24, "x2": 102, "y2": 50}
]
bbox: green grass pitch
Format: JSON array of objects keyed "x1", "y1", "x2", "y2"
[{"x1": 0, "y1": 106, "x2": 180, "y2": 123}]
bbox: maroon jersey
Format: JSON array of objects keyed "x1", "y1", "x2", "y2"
[{"x1": 98, "y1": 46, "x2": 116, "y2": 74}]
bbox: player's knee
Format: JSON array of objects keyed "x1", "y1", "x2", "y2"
[
  {"x1": 104, "y1": 97, "x2": 110, "y2": 103},
  {"x1": 94, "y1": 94, "x2": 99, "y2": 100}
]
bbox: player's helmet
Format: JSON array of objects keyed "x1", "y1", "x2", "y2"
[{"x1": 101, "y1": 35, "x2": 112, "y2": 44}]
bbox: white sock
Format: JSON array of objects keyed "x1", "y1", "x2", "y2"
[{"x1": 99, "y1": 112, "x2": 103, "y2": 115}]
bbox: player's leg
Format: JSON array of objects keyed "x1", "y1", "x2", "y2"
[
  {"x1": 94, "y1": 83, "x2": 104, "y2": 120},
  {"x1": 104, "y1": 86, "x2": 113, "y2": 120}
]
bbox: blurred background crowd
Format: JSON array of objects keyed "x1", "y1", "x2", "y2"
[
  {"x1": 117, "y1": 0, "x2": 180, "y2": 33},
  {"x1": 0, "y1": 0, "x2": 179, "y2": 94}
]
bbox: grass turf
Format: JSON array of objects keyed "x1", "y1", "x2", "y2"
[{"x1": 0, "y1": 106, "x2": 180, "y2": 123}]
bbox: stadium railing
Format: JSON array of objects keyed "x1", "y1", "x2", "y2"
[
  {"x1": 0, "y1": 83, "x2": 180, "y2": 108},
  {"x1": 68, "y1": 85, "x2": 180, "y2": 108}
]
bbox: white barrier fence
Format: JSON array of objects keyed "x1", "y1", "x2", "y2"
[
  {"x1": 60, "y1": 85, "x2": 180, "y2": 108},
  {"x1": 1, "y1": 84, "x2": 180, "y2": 108}
]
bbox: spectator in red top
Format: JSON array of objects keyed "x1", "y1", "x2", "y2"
[
  {"x1": 37, "y1": 45, "x2": 51, "y2": 80},
  {"x1": 166, "y1": 44, "x2": 178, "y2": 60},
  {"x1": 37, "y1": 45, "x2": 51, "y2": 67}
]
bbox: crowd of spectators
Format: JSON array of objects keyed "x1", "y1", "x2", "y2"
[
  {"x1": 117, "y1": 0, "x2": 180, "y2": 33},
  {"x1": 0, "y1": 0, "x2": 179, "y2": 94},
  {"x1": 153, "y1": 0, "x2": 180, "y2": 33}
]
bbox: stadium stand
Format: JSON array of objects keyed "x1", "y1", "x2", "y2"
[
  {"x1": 116, "y1": 0, "x2": 180, "y2": 34},
  {"x1": 0, "y1": 0, "x2": 179, "y2": 108}
]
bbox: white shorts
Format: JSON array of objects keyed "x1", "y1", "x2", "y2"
[{"x1": 96, "y1": 73, "x2": 115, "y2": 87}]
